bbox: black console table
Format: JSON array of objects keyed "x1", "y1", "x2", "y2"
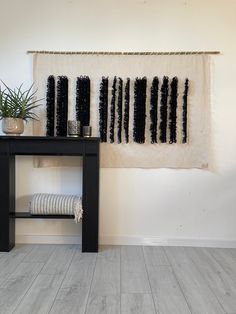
[{"x1": 0, "y1": 136, "x2": 99, "y2": 253}]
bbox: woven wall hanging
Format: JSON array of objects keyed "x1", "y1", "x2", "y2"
[{"x1": 32, "y1": 52, "x2": 211, "y2": 169}]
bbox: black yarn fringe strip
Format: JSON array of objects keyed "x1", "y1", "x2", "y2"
[
  {"x1": 169, "y1": 77, "x2": 178, "y2": 143},
  {"x1": 117, "y1": 78, "x2": 123, "y2": 143},
  {"x1": 182, "y1": 78, "x2": 189, "y2": 143},
  {"x1": 56, "y1": 76, "x2": 68, "y2": 136},
  {"x1": 150, "y1": 76, "x2": 159, "y2": 143},
  {"x1": 99, "y1": 77, "x2": 109, "y2": 142},
  {"x1": 76, "y1": 76, "x2": 90, "y2": 135},
  {"x1": 159, "y1": 76, "x2": 169, "y2": 143},
  {"x1": 133, "y1": 77, "x2": 147, "y2": 144},
  {"x1": 109, "y1": 76, "x2": 117, "y2": 143},
  {"x1": 124, "y1": 78, "x2": 130, "y2": 143},
  {"x1": 46, "y1": 75, "x2": 55, "y2": 136}
]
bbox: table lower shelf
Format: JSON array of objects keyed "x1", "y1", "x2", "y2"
[{"x1": 11, "y1": 212, "x2": 74, "y2": 219}]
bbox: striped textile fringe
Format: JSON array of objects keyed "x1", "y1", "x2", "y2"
[
  {"x1": 46, "y1": 75, "x2": 55, "y2": 136},
  {"x1": 150, "y1": 76, "x2": 159, "y2": 143},
  {"x1": 169, "y1": 77, "x2": 178, "y2": 143},
  {"x1": 117, "y1": 78, "x2": 123, "y2": 143},
  {"x1": 133, "y1": 77, "x2": 147, "y2": 143},
  {"x1": 29, "y1": 193, "x2": 83, "y2": 223},
  {"x1": 76, "y1": 76, "x2": 90, "y2": 135},
  {"x1": 182, "y1": 78, "x2": 189, "y2": 143},
  {"x1": 99, "y1": 77, "x2": 109, "y2": 142},
  {"x1": 109, "y1": 76, "x2": 117, "y2": 143},
  {"x1": 159, "y1": 76, "x2": 169, "y2": 143},
  {"x1": 124, "y1": 78, "x2": 130, "y2": 143},
  {"x1": 56, "y1": 76, "x2": 68, "y2": 136}
]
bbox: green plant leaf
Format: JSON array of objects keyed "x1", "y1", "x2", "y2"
[{"x1": 0, "y1": 81, "x2": 43, "y2": 121}]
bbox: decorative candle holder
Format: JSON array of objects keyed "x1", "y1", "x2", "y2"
[
  {"x1": 68, "y1": 120, "x2": 80, "y2": 137},
  {"x1": 83, "y1": 126, "x2": 92, "y2": 137}
]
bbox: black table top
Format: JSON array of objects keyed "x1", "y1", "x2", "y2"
[{"x1": 0, "y1": 135, "x2": 100, "y2": 141}]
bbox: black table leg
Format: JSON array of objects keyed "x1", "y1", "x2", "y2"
[
  {"x1": 82, "y1": 153, "x2": 99, "y2": 252},
  {"x1": 0, "y1": 137, "x2": 100, "y2": 253},
  {"x1": 0, "y1": 155, "x2": 15, "y2": 252}
]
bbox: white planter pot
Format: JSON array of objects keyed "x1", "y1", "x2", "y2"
[{"x1": 2, "y1": 118, "x2": 24, "y2": 135}]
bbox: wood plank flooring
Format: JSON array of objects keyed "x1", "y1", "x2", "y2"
[{"x1": 0, "y1": 245, "x2": 235, "y2": 313}]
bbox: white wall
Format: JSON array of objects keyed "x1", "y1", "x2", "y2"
[{"x1": 1, "y1": 0, "x2": 236, "y2": 247}]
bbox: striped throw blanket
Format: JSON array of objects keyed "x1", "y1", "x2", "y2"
[{"x1": 29, "y1": 193, "x2": 83, "y2": 223}]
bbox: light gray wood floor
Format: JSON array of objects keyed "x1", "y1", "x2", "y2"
[{"x1": 0, "y1": 245, "x2": 236, "y2": 313}]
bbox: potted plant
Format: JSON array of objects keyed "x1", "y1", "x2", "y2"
[{"x1": 0, "y1": 82, "x2": 42, "y2": 135}]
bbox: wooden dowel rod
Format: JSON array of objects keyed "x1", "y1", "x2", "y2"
[{"x1": 27, "y1": 50, "x2": 220, "y2": 55}]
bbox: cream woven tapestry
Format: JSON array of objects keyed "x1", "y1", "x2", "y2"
[{"x1": 32, "y1": 53, "x2": 210, "y2": 169}]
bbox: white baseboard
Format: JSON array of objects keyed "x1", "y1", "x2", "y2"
[
  {"x1": 16, "y1": 234, "x2": 236, "y2": 248},
  {"x1": 100, "y1": 235, "x2": 236, "y2": 248}
]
